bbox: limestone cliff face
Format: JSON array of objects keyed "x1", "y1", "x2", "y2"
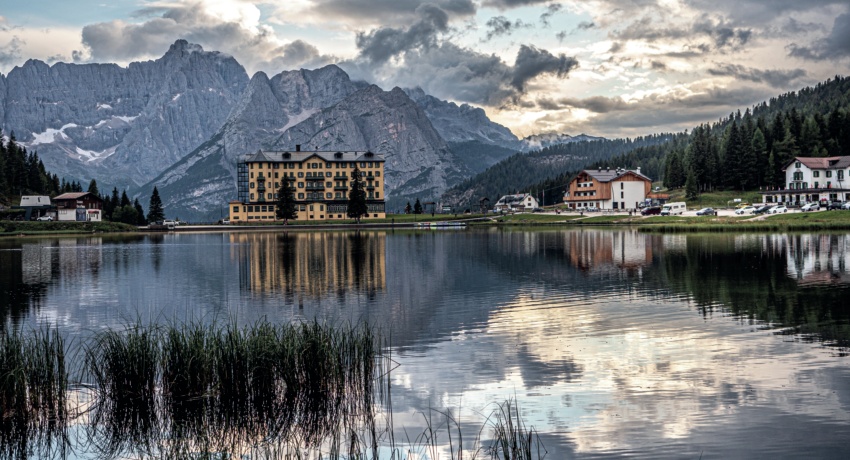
[
  {"x1": 1, "y1": 40, "x2": 523, "y2": 220},
  {"x1": 3, "y1": 40, "x2": 249, "y2": 186},
  {"x1": 403, "y1": 87, "x2": 520, "y2": 148},
  {"x1": 273, "y1": 85, "x2": 469, "y2": 209},
  {"x1": 139, "y1": 65, "x2": 361, "y2": 221}
]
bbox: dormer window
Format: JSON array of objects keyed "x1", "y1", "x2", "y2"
[
  {"x1": 283, "y1": 152, "x2": 291, "y2": 159},
  {"x1": 795, "y1": 161, "x2": 801, "y2": 168}
]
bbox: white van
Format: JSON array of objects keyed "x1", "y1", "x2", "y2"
[{"x1": 660, "y1": 202, "x2": 686, "y2": 216}]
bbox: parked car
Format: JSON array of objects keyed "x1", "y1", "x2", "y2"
[
  {"x1": 827, "y1": 201, "x2": 845, "y2": 210},
  {"x1": 801, "y1": 203, "x2": 820, "y2": 212},
  {"x1": 531, "y1": 207, "x2": 545, "y2": 213},
  {"x1": 735, "y1": 206, "x2": 755, "y2": 215},
  {"x1": 696, "y1": 207, "x2": 716, "y2": 216},
  {"x1": 752, "y1": 205, "x2": 774, "y2": 215},
  {"x1": 843, "y1": 202, "x2": 850, "y2": 210},
  {"x1": 218, "y1": 219, "x2": 231, "y2": 225},
  {"x1": 641, "y1": 206, "x2": 662, "y2": 216},
  {"x1": 586, "y1": 206, "x2": 600, "y2": 212},
  {"x1": 36, "y1": 215, "x2": 53, "y2": 221},
  {"x1": 735, "y1": 202, "x2": 751, "y2": 209},
  {"x1": 769, "y1": 205, "x2": 788, "y2": 214}
]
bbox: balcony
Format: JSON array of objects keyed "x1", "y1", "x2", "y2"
[
  {"x1": 334, "y1": 185, "x2": 349, "y2": 191},
  {"x1": 306, "y1": 184, "x2": 325, "y2": 191},
  {"x1": 306, "y1": 175, "x2": 325, "y2": 181}
]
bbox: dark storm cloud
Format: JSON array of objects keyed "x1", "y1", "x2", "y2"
[
  {"x1": 484, "y1": 16, "x2": 529, "y2": 40},
  {"x1": 0, "y1": 36, "x2": 23, "y2": 66},
  {"x1": 303, "y1": 0, "x2": 475, "y2": 25},
  {"x1": 511, "y1": 45, "x2": 578, "y2": 92},
  {"x1": 539, "y1": 3, "x2": 562, "y2": 27},
  {"x1": 354, "y1": 39, "x2": 578, "y2": 106},
  {"x1": 355, "y1": 4, "x2": 449, "y2": 64},
  {"x1": 707, "y1": 64, "x2": 806, "y2": 88},
  {"x1": 482, "y1": 0, "x2": 551, "y2": 10},
  {"x1": 789, "y1": 13, "x2": 850, "y2": 61}
]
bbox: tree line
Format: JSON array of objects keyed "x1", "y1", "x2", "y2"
[
  {"x1": 2, "y1": 132, "x2": 165, "y2": 224},
  {"x1": 519, "y1": 75, "x2": 850, "y2": 201}
]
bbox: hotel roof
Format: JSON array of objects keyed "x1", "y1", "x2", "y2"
[
  {"x1": 242, "y1": 149, "x2": 384, "y2": 163},
  {"x1": 785, "y1": 156, "x2": 850, "y2": 170}
]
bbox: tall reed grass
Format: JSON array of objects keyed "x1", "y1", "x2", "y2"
[
  {"x1": 1, "y1": 320, "x2": 546, "y2": 459},
  {"x1": 0, "y1": 327, "x2": 68, "y2": 460}
]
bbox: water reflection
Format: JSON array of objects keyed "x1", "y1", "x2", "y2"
[{"x1": 230, "y1": 231, "x2": 386, "y2": 301}]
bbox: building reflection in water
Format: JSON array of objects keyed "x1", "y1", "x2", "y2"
[
  {"x1": 785, "y1": 234, "x2": 850, "y2": 285},
  {"x1": 1, "y1": 237, "x2": 104, "y2": 324},
  {"x1": 566, "y1": 229, "x2": 658, "y2": 275},
  {"x1": 230, "y1": 231, "x2": 386, "y2": 302}
]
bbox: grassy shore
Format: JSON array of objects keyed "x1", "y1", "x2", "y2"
[
  {"x1": 0, "y1": 221, "x2": 138, "y2": 236},
  {"x1": 639, "y1": 210, "x2": 850, "y2": 232}
]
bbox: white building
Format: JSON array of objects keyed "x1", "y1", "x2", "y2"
[
  {"x1": 762, "y1": 156, "x2": 850, "y2": 205},
  {"x1": 563, "y1": 167, "x2": 652, "y2": 210},
  {"x1": 494, "y1": 193, "x2": 539, "y2": 212}
]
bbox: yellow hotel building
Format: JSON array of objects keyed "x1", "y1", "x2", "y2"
[{"x1": 229, "y1": 146, "x2": 386, "y2": 222}]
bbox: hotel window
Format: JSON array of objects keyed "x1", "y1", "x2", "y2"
[
  {"x1": 298, "y1": 193, "x2": 304, "y2": 199},
  {"x1": 375, "y1": 171, "x2": 380, "y2": 177},
  {"x1": 298, "y1": 182, "x2": 304, "y2": 188},
  {"x1": 326, "y1": 193, "x2": 332, "y2": 199},
  {"x1": 298, "y1": 172, "x2": 304, "y2": 178},
  {"x1": 796, "y1": 161, "x2": 801, "y2": 168},
  {"x1": 814, "y1": 171, "x2": 820, "y2": 177},
  {"x1": 360, "y1": 162, "x2": 366, "y2": 167},
  {"x1": 250, "y1": 172, "x2": 254, "y2": 178},
  {"x1": 620, "y1": 183, "x2": 623, "y2": 189},
  {"x1": 309, "y1": 205, "x2": 314, "y2": 211},
  {"x1": 826, "y1": 171, "x2": 832, "y2": 178},
  {"x1": 232, "y1": 206, "x2": 239, "y2": 212},
  {"x1": 250, "y1": 193, "x2": 254, "y2": 200},
  {"x1": 376, "y1": 192, "x2": 380, "y2": 198},
  {"x1": 839, "y1": 170, "x2": 845, "y2": 180},
  {"x1": 267, "y1": 193, "x2": 272, "y2": 199}
]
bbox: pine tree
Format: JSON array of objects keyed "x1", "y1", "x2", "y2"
[
  {"x1": 147, "y1": 186, "x2": 165, "y2": 223},
  {"x1": 346, "y1": 166, "x2": 368, "y2": 223},
  {"x1": 133, "y1": 198, "x2": 147, "y2": 225},
  {"x1": 275, "y1": 178, "x2": 298, "y2": 224},
  {"x1": 752, "y1": 128, "x2": 768, "y2": 188},
  {"x1": 120, "y1": 189, "x2": 131, "y2": 208},
  {"x1": 87, "y1": 179, "x2": 99, "y2": 196},
  {"x1": 413, "y1": 198, "x2": 423, "y2": 214},
  {"x1": 685, "y1": 169, "x2": 699, "y2": 201}
]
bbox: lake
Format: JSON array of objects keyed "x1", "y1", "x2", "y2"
[{"x1": 2, "y1": 228, "x2": 850, "y2": 458}]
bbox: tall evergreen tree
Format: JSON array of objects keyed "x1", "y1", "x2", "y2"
[
  {"x1": 87, "y1": 179, "x2": 99, "y2": 196},
  {"x1": 752, "y1": 128, "x2": 768, "y2": 187},
  {"x1": 275, "y1": 178, "x2": 298, "y2": 224},
  {"x1": 120, "y1": 190, "x2": 131, "y2": 208},
  {"x1": 133, "y1": 198, "x2": 147, "y2": 225},
  {"x1": 413, "y1": 198, "x2": 423, "y2": 214},
  {"x1": 685, "y1": 169, "x2": 699, "y2": 201},
  {"x1": 346, "y1": 166, "x2": 368, "y2": 223},
  {"x1": 147, "y1": 186, "x2": 165, "y2": 223}
]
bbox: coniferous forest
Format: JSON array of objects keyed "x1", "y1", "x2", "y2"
[
  {"x1": 1, "y1": 132, "x2": 147, "y2": 224},
  {"x1": 446, "y1": 75, "x2": 850, "y2": 207}
]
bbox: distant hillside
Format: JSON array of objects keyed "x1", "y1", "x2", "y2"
[
  {"x1": 442, "y1": 134, "x2": 674, "y2": 208},
  {"x1": 618, "y1": 75, "x2": 850, "y2": 194}
]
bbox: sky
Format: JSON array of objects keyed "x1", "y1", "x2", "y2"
[{"x1": 1, "y1": 0, "x2": 849, "y2": 139}]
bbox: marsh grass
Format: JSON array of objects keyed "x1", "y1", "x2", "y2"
[
  {"x1": 0, "y1": 327, "x2": 68, "y2": 460},
  {"x1": 2, "y1": 321, "x2": 546, "y2": 460}
]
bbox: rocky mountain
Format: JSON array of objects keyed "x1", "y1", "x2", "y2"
[
  {"x1": 271, "y1": 85, "x2": 468, "y2": 212},
  {"x1": 403, "y1": 87, "x2": 521, "y2": 148},
  {"x1": 2, "y1": 40, "x2": 248, "y2": 187},
  {"x1": 519, "y1": 133, "x2": 606, "y2": 152},
  {"x1": 1, "y1": 40, "x2": 548, "y2": 220},
  {"x1": 137, "y1": 64, "x2": 363, "y2": 221}
]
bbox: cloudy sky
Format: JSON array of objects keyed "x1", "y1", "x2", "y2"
[{"x1": 1, "y1": 0, "x2": 849, "y2": 138}]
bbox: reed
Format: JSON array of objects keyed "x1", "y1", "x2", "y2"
[
  {"x1": 487, "y1": 400, "x2": 546, "y2": 460},
  {"x1": 84, "y1": 324, "x2": 161, "y2": 457},
  {"x1": 0, "y1": 326, "x2": 68, "y2": 460}
]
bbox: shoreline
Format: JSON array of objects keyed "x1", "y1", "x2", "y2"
[{"x1": 4, "y1": 211, "x2": 850, "y2": 238}]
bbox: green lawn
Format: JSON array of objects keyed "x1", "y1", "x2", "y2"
[{"x1": 662, "y1": 188, "x2": 765, "y2": 209}]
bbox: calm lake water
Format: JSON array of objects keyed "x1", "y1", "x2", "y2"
[{"x1": 2, "y1": 228, "x2": 850, "y2": 458}]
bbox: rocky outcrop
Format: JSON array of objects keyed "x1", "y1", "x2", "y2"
[
  {"x1": 138, "y1": 65, "x2": 362, "y2": 221},
  {"x1": 273, "y1": 85, "x2": 468, "y2": 210},
  {"x1": 3, "y1": 40, "x2": 249, "y2": 186},
  {"x1": 404, "y1": 87, "x2": 520, "y2": 149}
]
